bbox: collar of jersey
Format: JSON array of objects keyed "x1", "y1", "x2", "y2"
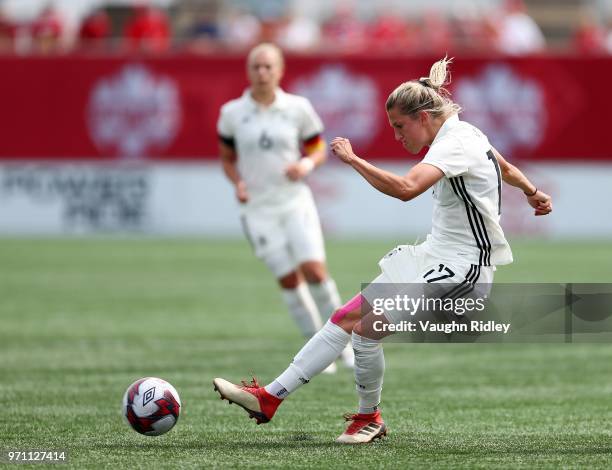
[
  {"x1": 430, "y1": 113, "x2": 460, "y2": 146},
  {"x1": 243, "y1": 88, "x2": 289, "y2": 111}
]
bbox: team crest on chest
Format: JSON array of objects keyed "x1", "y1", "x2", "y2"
[{"x1": 259, "y1": 131, "x2": 273, "y2": 149}]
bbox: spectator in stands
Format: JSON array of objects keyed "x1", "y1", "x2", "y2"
[
  {"x1": 78, "y1": 8, "x2": 111, "y2": 52},
  {"x1": 322, "y1": 1, "x2": 367, "y2": 53},
  {"x1": 31, "y1": 4, "x2": 64, "y2": 54},
  {"x1": 186, "y1": 8, "x2": 221, "y2": 53},
  {"x1": 219, "y1": 7, "x2": 261, "y2": 51},
  {"x1": 250, "y1": 0, "x2": 288, "y2": 44},
  {"x1": 0, "y1": 9, "x2": 15, "y2": 53},
  {"x1": 276, "y1": 9, "x2": 321, "y2": 53},
  {"x1": 606, "y1": 19, "x2": 612, "y2": 55},
  {"x1": 190, "y1": 11, "x2": 220, "y2": 41},
  {"x1": 367, "y1": 12, "x2": 415, "y2": 53},
  {"x1": 494, "y1": 0, "x2": 545, "y2": 55},
  {"x1": 419, "y1": 9, "x2": 454, "y2": 55},
  {"x1": 571, "y1": 8, "x2": 605, "y2": 55},
  {"x1": 123, "y1": 2, "x2": 171, "y2": 53},
  {"x1": 451, "y1": 2, "x2": 499, "y2": 53}
]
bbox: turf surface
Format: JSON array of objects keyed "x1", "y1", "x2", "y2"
[{"x1": 1, "y1": 238, "x2": 612, "y2": 468}]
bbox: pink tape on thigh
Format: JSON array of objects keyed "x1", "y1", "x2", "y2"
[{"x1": 330, "y1": 293, "x2": 363, "y2": 324}]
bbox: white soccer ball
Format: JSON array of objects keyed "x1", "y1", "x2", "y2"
[{"x1": 122, "y1": 377, "x2": 181, "y2": 436}]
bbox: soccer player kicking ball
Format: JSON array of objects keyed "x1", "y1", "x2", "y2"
[{"x1": 214, "y1": 57, "x2": 552, "y2": 443}]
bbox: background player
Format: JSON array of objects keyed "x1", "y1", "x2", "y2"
[
  {"x1": 217, "y1": 42, "x2": 353, "y2": 371},
  {"x1": 213, "y1": 56, "x2": 552, "y2": 443}
]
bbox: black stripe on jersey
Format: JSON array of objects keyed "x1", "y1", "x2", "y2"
[
  {"x1": 442, "y1": 264, "x2": 474, "y2": 300},
  {"x1": 442, "y1": 264, "x2": 479, "y2": 300},
  {"x1": 448, "y1": 264, "x2": 482, "y2": 300},
  {"x1": 218, "y1": 134, "x2": 235, "y2": 149},
  {"x1": 450, "y1": 177, "x2": 492, "y2": 266},
  {"x1": 441, "y1": 264, "x2": 480, "y2": 299},
  {"x1": 449, "y1": 178, "x2": 485, "y2": 265},
  {"x1": 303, "y1": 132, "x2": 323, "y2": 145},
  {"x1": 487, "y1": 149, "x2": 502, "y2": 215},
  {"x1": 458, "y1": 177, "x2": 492, "y2": 266}
]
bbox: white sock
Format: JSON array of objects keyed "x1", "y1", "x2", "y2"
[
  {"x1": 265, "y1": 381, "x2": 290, "y2": 399},
  {"x1": 265, "y1": 320, "x2": 350, "y2": 397},
  {"x1": 352, "y1": 332, "x2": 385, "y2": 414},
  {"x1": 308, "y1": 278, "x2": 342, "y2": 321},
  {"x1": 281, "y1": 283, "x2": 323, "y2": 338},
  {"x1": 309, "y1": 278, "x2": 354, "y2": 367}
]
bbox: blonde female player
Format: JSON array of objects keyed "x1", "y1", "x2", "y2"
[
  {"x1": 214, "y1": 57, "x2": 552, "y2": 443},
  {"x1": 217, "y1": 42, "x2": 353, "y2": 372}
]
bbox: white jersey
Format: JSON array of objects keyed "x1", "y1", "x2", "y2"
[
  {"x1": 421, "y1": 114, "x2": 513, "y2": 267},
  {"x1": 217, "y1": 88, "x2": 324, "y2": 213}
]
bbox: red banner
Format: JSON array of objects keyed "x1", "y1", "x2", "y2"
[{"x1": 0, "y1": 54, "x2": 610, "y2": 161}]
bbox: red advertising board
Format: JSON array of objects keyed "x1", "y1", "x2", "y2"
[{"x1": 0, "y1": 54, "x2": 609, "y2": 161}]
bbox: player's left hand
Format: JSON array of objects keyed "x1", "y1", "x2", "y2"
[
  {"x1": 285, "y1": 158, "x2": 314, "y2": 181},
  {"x1": 331, "y1": 137, "x2": 355, "y2": 164}
]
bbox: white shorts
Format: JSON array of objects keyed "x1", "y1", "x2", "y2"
[
  {"x1": 364, "y1": 243, "x2": 494, "y2": 324},
  {"x1": 240, "y1": 198, "x2": 325, "y2": 278}
]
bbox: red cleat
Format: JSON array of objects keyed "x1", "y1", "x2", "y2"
[
  {"x1": 213, "y1": 377, "x2": 282, "y2": 424},
  {"x1": 336, "y1": 410, "x2": 387, "y2": 444}
]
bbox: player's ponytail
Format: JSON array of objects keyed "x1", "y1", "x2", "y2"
[
  {"x1": 386, "y1": 56, "x2": 461, "y2": 118},
  {"x1": 419, "y1": 56, "x2": 452, "y2": 91}
]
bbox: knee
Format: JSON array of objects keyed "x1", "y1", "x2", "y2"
[
  {"x1": 300, "y1": 261, "x2": 327, "y2": 284},
  {"x1": 278, "y1": 271, "x2": 300, "y2": 289},
  {"x1": 334, "y1": 310, "x2": 361, "y2": 335},
  {"x1": 352, "y1": 321, "x2": 363, "y2": 336}
]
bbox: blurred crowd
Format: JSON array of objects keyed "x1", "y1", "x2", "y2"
[{"x1": 1, "y1": 0, "x2": 612, "y2": 56}]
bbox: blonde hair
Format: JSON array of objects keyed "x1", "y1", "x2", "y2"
[
  {"x1": 386, "y1": 56, "x2": 461, "y2": 118},
  {"x1": 247, "y1": 42, "x2": 285, "y2": 70}
]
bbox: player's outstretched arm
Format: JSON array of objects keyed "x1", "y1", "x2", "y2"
[
  {"x1": 220, "y1": 142, "x2": 249, "y2": 203},
  {"x1": 492, "y1": 147, "x2": 552, "y2": 216},
  {"x1": 331, "y1": 137, "x2": 443, "y2": 201}
]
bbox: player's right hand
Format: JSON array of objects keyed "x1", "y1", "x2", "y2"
[
  {"x1": 527, "y1": 190, "x2": 552, "y2": 216},
  {"x1": 236, "y1": 181, "x2": 249, "y2": 203},
  {"x1": 330, "y1": 137, "x2": 355, "y2": 164}
]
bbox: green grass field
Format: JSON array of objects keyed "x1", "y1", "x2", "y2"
[{"x1": 2, "y1": 238, "x2": 612, "y2": 468}]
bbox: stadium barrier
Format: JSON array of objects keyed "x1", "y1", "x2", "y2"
[
  {"x1": 0, "y1": 55, "x2": 611, "y2": 161},
  {"x1": 1, "y1": 162, "x2": 610, "y2": 237},
  {"x1": 0, "y1": 55, "x2": 610, "y2": 237}
]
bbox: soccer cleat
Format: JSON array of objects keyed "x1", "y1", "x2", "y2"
[
  {"x1": 336, "y1": 410, "x2": 387, "y2": 444},
  {"x1": 340, "y1": 345, "x2": 355, "y2": 369},
  {"x1": 212, "y1": 377, "x2": 282, "y2": 424}
]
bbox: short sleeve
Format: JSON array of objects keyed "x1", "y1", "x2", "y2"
[
  {"x1": 422, "y1": 136, "x2": 469, "y2": 178},
  {"x1": 298, "y1": 98, "x2": 324, "y2": 141},
  {"x1": 217, "y1": 104, "x2": 233, "y2": 139}
]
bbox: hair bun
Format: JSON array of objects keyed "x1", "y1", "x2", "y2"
[{"x1": 427, "y1": 56, "x2": 453, "y2": 90}]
